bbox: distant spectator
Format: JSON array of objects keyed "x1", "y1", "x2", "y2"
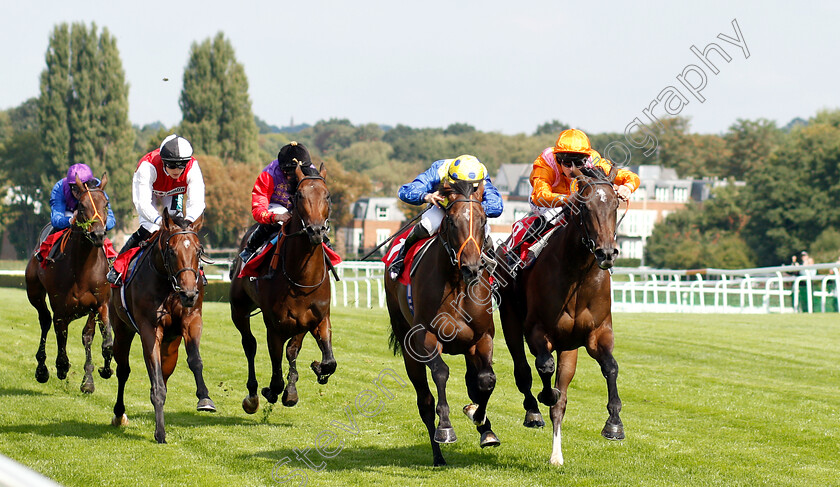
[{"x1": 800, "y1": 251, "x2": 816, "y2": 276}]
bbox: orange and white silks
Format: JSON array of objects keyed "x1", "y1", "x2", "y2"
[{"x1": 529, "y1": 149, "x2": 641, "y2": 208}]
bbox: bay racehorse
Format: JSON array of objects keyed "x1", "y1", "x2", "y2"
[
  {"x1": 24, "y1": 172, "x2": 113, "y2": 393},
  {"x1": 495, "y1": 165, "x2": 624, "y2": 465},
  {"x1": 110, "y1": 213, "x2": 215, "y2": 443},
  {"x1": 385, "y1": 179, "x2": 499, "y2": 467},
  {"x1": 229, "y1": 162, "x2": 336, "y2": 414}
]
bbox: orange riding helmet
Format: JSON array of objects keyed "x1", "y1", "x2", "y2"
[{"x1": 553, "y1": 128, "x2": 592, "y2": 155}]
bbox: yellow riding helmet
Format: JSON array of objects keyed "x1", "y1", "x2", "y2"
[
  {"x1": 446, "y1": 155, "x2": 487, "y2": 186},
  {"x1": 553, "y1": 128, "x2": 592, "y2": 155}
]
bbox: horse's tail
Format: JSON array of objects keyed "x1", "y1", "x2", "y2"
[{"x1": 388, "y1": 328, "x2": 403, "y2": 356}]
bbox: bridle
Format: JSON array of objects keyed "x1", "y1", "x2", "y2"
[
  {"x1": 279, "y1": 174, "x2": 331, "y2": 289},
  {"x1": 569, "y1": 178, "x2": 620, "y2": 256},
  {"x1": 159, "y1": 230, "x2": 204, "y2": 293},
  {"x1": 439, "y1": 188, "x2": 485, "y2": 269},
  {"x1": 73, "y1": 186, "x2": 108, "y2": 244}
]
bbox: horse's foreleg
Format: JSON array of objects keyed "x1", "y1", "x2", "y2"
[
  {"x1": 53, "y1": 317, "x2": 71, "y2": 380},
  {"x1": 183, "y1": 315, "x2": 215, "y2": 412},
  {"x1": 548, "y1": 349, "x2": 578, "y2": 466},
  {"x1": 309, "y1": 315, "x2": 336, "y2": 384},
  {"x1": 401, "y1": 350, "x2": 446, "y2": 467},
  {"x1": 27, "y1": 282, "x2": 52, "y2": 384},
  {"x1": 97, "y1": 302, "x2": 113, "y2": 379},
  {"x1": 586, "y1": 326, "x2": 624, "y2": 441},
  {"x1": 424, "y1": 342, "x2": 455, "y2": 446},
  {"x1": 528, "y1": 323, "x2": 559, "y2": 407},
  {"x1": 503, "y1": 313, "x2": 542, "y2": 427},
  {"x1": 282, "y1": 333, "x2": 304, "y2": 407},
  {"x1": 80, "y1": 313, "x2": 96, "y2": 393},
  {"x1": 462, "y1": 335, "x2": 500, "y2": 448},
  {"x1": 231, "y1": 302, "x2": 258, "y2": 413},
  {"x1": 141, "y1": 330, "x2": 168, "y2": 443},
  {"x1": 261, "y1": 326, "x2": 286, "y2": 405},
  {"x1": 111, "y1": 315, "x2": 135, "y2": 428}
]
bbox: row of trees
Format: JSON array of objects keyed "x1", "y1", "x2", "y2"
[{"x1": 1, "y1": 23, "x2": 838, "y2": 268}]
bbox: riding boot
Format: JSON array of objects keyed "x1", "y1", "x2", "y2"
[
  {"x1": 239, "y1": 223, "x2": 279, "y2": 264},
  {"x1": 109, "y1": 227, "x2": 151, "y2": 285},
  {"x1": 388, "y1": 225, "x2": 430, "y2": 280}
]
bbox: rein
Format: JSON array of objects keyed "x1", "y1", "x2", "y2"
[
  {"x1": 150, "y1": 230, "x2": 203, "y2": 293},
  {"x1": 275, "y1": 173, "x2": 330, "y2": 289},
  {"x1": 73, "y1": 187, "x2": 107, "y2": 244},
  {"x1": 440, "y1": 196, "x2": 484, "y2": 268},
  {"x1": 570, "y1": 178, "x2": 618, "y2": 256}
]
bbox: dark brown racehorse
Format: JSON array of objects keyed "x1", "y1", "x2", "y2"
[
  {"x1": 229, "y1": 163, "x2": 336, "y2": 414},
  {"x1": 495, "y1": 165, "x2": 624, "y2": 465},
  {"x1": 110, "y1": 213, "x2": 215, "y2": 443},
  {"x1": 25, "y1": 173, "x2": 113, "y2": 393},
  {"x1": 385, "y1": 179, "x2": 499, "y2": 467}
]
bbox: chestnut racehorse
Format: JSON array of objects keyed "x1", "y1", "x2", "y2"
[
  {"x1": 229, "y1": 163, "x2": 336, "y2": 414},
  {"x1": 495, "y1": 165, "x2": 625, "y2": 466},
  {"x1": 385, "y1": 179, "x2": 499, "y2": 467},
  {"x1": 110, "y1": 213, "x2": 215, "y2": 443},
  {"x1": 25, "y1": 173, "x2": 113, "y2": 393}
]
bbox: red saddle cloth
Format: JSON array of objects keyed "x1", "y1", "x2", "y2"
[
  {"x1": 238, "y1": 239, "x2": 342, "y2": 279},
  {"x1": 110, "y1": 247, "x2": 142, "y2": 288},
  {"x1": 501, "y1": 214, "x2": 565, "y2": 262},
  {"x1": 381, "y1": 228, "x2": 433, "y2": 285},
  {"x1": 38, "y1": 228, "x2": 118, "y2": 269}
]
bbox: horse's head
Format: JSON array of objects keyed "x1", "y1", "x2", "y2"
[
  {"x1": 292, "y1": 163, "x2": 330, "y2": 246},
  {"x1": 569, "y1": 166, "x2": 620, "y2": 270},
  {"x1": 159, "y1": 213, "x2": 204, "y2": 307},
  {"x1": 439, "y1": 179, "x2": 488, "y2": 284},
  {"x1": 73, "y1": 172, "x2": 109, "y2": 247}
]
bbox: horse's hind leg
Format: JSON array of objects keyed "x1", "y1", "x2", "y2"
[
  {"x1": 501, "y1": 306, "x2": 543, "y2": 427},
  {"x1": 183, "y1": 315, "x2": 215, "y2": 412},
  {"x1": 25, "y1": 272, "x2": 51, "y2": 383},
  {"x1": 230, "y1": 298, "x2": 259, "y2": 413},
  {"x1": 462, "y1": 335, "x2": 500, "y2": 448},
  {"x1": 261, "y1": 326, "x2": 286, "y2": 404},
  {"x1": 586, "y1": 325, "x2": 624, "y2": 441},
  {"x1": 309, "y1": 315, "x2": 336, "y2": 384},
  {"x1": 282, "y1": 332, "x2": 304, "y2": 407},
  {"x1": 528, "y1": 323, "x2": 560, "y2": 407},
  {"x1": 140, "y1": 331, "x2": 168, "y2": 443},
  {"x1": 80, "y1": 313, "x2": 97, "y2": 393},
  {"x1": 548, "y1": 349, "x2": 578, "y2": 466},
  {"x1": 97, "y1": 302, "x2": 113, "y2": 379},
  {"x1": 401, "y1": 350, "x2": 446, "y2": 467}
]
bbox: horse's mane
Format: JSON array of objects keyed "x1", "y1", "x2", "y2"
[
  {"x1": 301, "y1": 164, "x2": 320, "y2": 177},
  {"x1": 438, "y1": 179, "x2": 480, "y2": 198},
  {"x1": 168, "y1": 214, "x2": 191, "y2": 230},
  {"x1": 579, "y1": 164, "x2": 612, "y2": 181}
]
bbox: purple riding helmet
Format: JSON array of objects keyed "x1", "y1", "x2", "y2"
[{"x1": 62, "y1": 163, "x2": 97, "y2": 211}]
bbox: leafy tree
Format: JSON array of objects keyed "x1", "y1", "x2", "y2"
[
  {"x1": 722, "y1": 118, "x2": 781, "y2": 178},
  {"x1": 533, "y1": 119, "x2": 570, "y2": 136},
  {"x1": 810, "y1": 227, "x2": 840, "y2": 264},
  {"x1": 335, "y1": 140, "x2": 393, "y2": 173},
  {"x1": 318, "y1": 157, "x2": 372, "y2": 254},
  {"x1": 444, "y1": 123, "x2": 476, "y2": 136},
  {"x1": 179, "y1": 32, "x2": 258, "y2": 162},
  {"x1": 0, "y1": 130, "x2": 45, "y2": 256},
  {"x1": 38, "y1": 22, "x2": 135, "y2": 222},
  {"x1": 200, "y1": 155, "x2": 258, "y2": 247}
]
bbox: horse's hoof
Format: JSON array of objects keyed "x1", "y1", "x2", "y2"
[
  {"x1": 602, "y1": 422, "x2": 625, "y2": 440},
  {"x1": 462, "y1": 403, "x2": 485, "y2": 426},
  {"x1": 35, "y1": 365, "x2": 49, "y2": 383},
  {"x1": 242, "y1": 395, "x2": 259, "y2": 414},
  {"x1": 111, "y1": 414, "x2": 129, "y2": 427},
  {"x1": 433, "y1": 457, "x2": 447, "y2": 467},
  {"x1": 261, "y1": 387, "x2": 279, "y2": 404},
  {"x1": 524, "y1": 410, "x2": 545, "y2": 428},
  {"x1": 434, "y1": 427, "x2": 457, "y2": 444},
  {"x1": 537, "y1": 388, "x2": 560, "y2": 407},
  {"x1": 310, "y1": 361, "x2": 331, "y2": 384},
  {"x1": 98, "y1": 366, "x2": 113, "y2": 379},
  {"x1": 317, "y1": 375, "x2": 330, "y2": 385},
  {"x1": 282, "y1": 388, "x2": 299, "y2": 407},
  {"x1": 197, "y1": 398, "x2": 216, "y2": 412},
  {"x1": 480, "y1": 430, "x2": 500, "y2": 448},
  {"x1": 549, "y1": 453, "x2": 564, "y2": 466},
  {"x1": 80, "y1": 380, "x2": 95, "y2": 394},
  {"x1": 56, "y1": 368, "x2": 68, "y2": 381}
]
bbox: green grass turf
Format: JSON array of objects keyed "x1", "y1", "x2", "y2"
[{"x1": 0, "y1": 286, "x2": 837, "y2": 486}]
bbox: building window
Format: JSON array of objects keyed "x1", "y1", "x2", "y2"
[
  {"x1": 376, "y1": 229, "x2": 390, "y2": 246},
  {"x1": 376, "y1": 206, "x2": 389, "y2": 220},
  {"x1": 631, "y1": 187, "x2": 646, "y2": 201},
  {"x1": 654, "y1": 186, "x2": 669, "y2": 201},
  {"x1": 673, "y1": 187, "x2": 688, "y2": 202}
]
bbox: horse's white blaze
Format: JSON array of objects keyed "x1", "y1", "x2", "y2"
[
  {"x1": 462, "y1": 207, "x2": 470, "y2": 221},
  {"x1": 549, "y1": 427, "x2": 564, "y2": 466},
  {"x1": 183, "y1": 240, "x2": 191, "y2": 249},
  {"x1": 596, "y1": 188, "x2": 607, "y2": 202}
]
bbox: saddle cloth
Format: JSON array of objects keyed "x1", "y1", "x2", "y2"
[
  {"x1": 38, "y1": 228, "x2": 117, "y2": 269},
  {"x1": 382, "y1": 228, "x2": 434, "y2": 285},
  {"x1": 238, "y1": 236, "x2": 342, "y2": 279},
  {"x1": 500, "y1": 214, "x2": 566, "y2": 263}
]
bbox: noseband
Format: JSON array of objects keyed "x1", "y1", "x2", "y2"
[
  {"x1": 570, "y1": 178, "x2": 618, "y2": 255},
  {"x1": 160, "y1": 230, "x2": 203, "y2": 292},
  {"x1": 74, "y1": 187, "x2": 108, "y2": 243},
  {"x1": 280, "y1": 174, "x2": 330, "y2": 288}
]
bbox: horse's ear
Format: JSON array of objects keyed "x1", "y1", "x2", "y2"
[
  {"x1": 75, "y1": 173, "x2": 84, "y2": 190},
  {"x1": 319, "y1": 162, "x2": 327, "y2": 180},
  {"x1": 189, "y1": 215, "x2": 204, "y2": 231},
  {"x1": 161, "y1": 211, "x2": 171, "y2": 229},
  {"x1": 294, "y1": 160, "x2": 305, "y2": 181},
  {"x1": 99, "y1": 172, "x2": 108, "y2": 191}
]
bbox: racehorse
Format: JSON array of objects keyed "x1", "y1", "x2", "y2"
[
  {"x1": 385, "y1": 178, "x2": 499, "y2": 467},
  {"x1": 495, "y1": 165, "x2": 624, "y2": 465},
  {"x1": 110, "y1": 213, "x2": 215, "y2": 443},
  {"x1": 229, "y1": 163, "x2": 336, "y2": 414},
  {"x1": 24, "y1": 173, "x2": 113, "y2": 393}
]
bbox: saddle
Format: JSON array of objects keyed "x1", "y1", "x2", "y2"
[
  {"x1": 500, "y1": 214, "x2": 565, "y2": 268},
  {"x1": 236, "y1": 234, "x2": 342, "y2": 280},
  {"x1": 382, "y1": 230, "x2": 436, "y2": 285},
  {"x1": 37, "y1": 228, "x2": 118, "y2": 269}
]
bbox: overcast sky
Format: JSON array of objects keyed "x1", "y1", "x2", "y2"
[{"x1": 1, "y1": 0, "x2": 837, "y2": 136}]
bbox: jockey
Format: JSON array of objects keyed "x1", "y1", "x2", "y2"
[
  {"x1": 238, "y1": 141, "x2": 318, "y2": 263},
  {"x1": 38, "y1": 163, "x2": 116, "y2": 261},
  {"x1": 107, "y1": 134, "x2": 205, "y2": 284},
  {"x1": 388, "y1": 155, "x2": 503, "y2": 280},
  {"x1": 529, "y1": 128, "x2": 639, "y2": 230}
]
